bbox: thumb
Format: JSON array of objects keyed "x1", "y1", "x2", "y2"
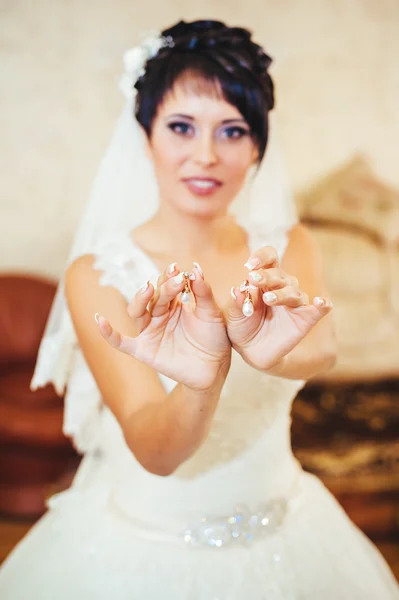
[
  {"x1": 227, "y1": 286, "x2": 247, "y2": 323},
  {"x1": 190, "y1": 265, "x2": 222, "y2": 320}
]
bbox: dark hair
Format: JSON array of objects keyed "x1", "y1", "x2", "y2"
[{"x1": 134, "y1": 20, "x2": 275, "y2": 163}]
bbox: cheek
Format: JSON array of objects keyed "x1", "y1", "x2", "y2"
[
  {"x1": 222, "y1": 144, "x2": 254, "y2": 180},
  {"x1": 150, "y1": 131, "x2": 188, "y2": 175}
]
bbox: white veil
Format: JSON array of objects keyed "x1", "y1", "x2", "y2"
[{"x1": 30, "y1": 35, "x2": 298, "y2": 450}]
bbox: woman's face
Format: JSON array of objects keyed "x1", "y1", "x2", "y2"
[{"x1": 145, "y1": 79, "x2": 258, "y2": 219}]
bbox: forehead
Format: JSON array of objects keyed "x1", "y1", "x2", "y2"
[{"x1": 158, "y1": 75, "x2": 243, "y2": 122}]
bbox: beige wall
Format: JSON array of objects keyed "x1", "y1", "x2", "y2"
[{"x1": 1, "y1": 0, "x2": 398, "y2": 279}]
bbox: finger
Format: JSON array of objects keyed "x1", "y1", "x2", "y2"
[
  {"x1": 247, "y1": 267, "x2": 299, "y2": 290},
  {"x1": 127, "y1": 281, "x2": 155, "y2": 334},
  {"x1": 262, "y1": 286, "x2": 309, "y2": 308},
  {"x1": 190, "y1": 263, "x2": 222, "y2": 320},
  {"x1": 287, "y1": 297, "x2": 334, "y2": 328},
  {"x1": 95, "y1": 314, "x2": 138, "y2": 356},
  {"x1": 156, "y1": 261, "x2": 179, "y2": 288},
  {"x1": 312, "y1": 296, "x2": 334, "y2": 315},
  {"x1": 244, "y1": 246, "x2": 279, "y2": 271},
  {"x1": 150, "y1": 272, "x2": 186, "y2": 317},
  {"x1": 153, "y1": 262, "x2": 181, "y2": 313}
]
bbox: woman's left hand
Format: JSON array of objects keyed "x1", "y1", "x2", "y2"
[{"x1": 226, "y1": 246, "x2": 333, "y2": 371}]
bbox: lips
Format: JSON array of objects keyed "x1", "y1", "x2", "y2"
[{"x1": 183, "y1": 177, "x2": 222, "y2": 197}]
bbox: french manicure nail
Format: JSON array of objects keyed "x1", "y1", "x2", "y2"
[
  {"x1": 173, "y1": 273, "x2": 184, "y2": 285},
  {"x1": 139, "y1": 280, "x2": 150, "y2": 293},
  {"x1": 244, "y1": 257, "x2": 260, "y2": 270},
  {"x1": 263, "y1": 291, "x2": 277, "y2": 303},
  {"x1": 94, "y1": 313, "x2": 100, "y2": 324},
  {"x1": 314, "y1": 296, "x2": 329, "y2": 307},
  {"x1": 230, "y1": 287, "x2": 237, "y2": 300},
  {"x1": 167, "y1": 262, "x2": 177, "y2": 275},
  {"x1": 249, "y1": 270, "x2": 262, "y2": 282},
  {"x1": 193, "y1": 262, "x2": 204, "y2": 278}
]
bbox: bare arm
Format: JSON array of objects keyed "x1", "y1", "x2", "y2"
[
  {"x1": 65, "y1": 256, "x2": 229, "y2": 476},
  {"x1": 123, "y1": 377, "x2": 225, "y2": 475}
]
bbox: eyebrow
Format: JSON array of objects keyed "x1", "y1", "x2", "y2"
[{"x1": 166, "y1": 113, "x2": 248, "y2": 125}]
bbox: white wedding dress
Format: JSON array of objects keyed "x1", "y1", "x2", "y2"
[{"x1": 1, "y1": 229, "x2": 398, "y2": 600}]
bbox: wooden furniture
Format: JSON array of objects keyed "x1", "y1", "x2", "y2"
[{"x1": 292, "y1": 379, "x2": 399, "y2": 538}]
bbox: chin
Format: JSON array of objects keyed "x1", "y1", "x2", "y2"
[
  {"x1": 176, "y1": 186, "x2": 237, "y2": 218},
  {"x1": 177, "y1": 195, "x2": 229, "y2": 219}
]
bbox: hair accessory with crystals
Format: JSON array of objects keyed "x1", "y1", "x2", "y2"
[{"x1": 119, "y1": 32, "x2": 175, "y2": 99}]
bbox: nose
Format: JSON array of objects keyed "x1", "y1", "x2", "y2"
[{"x1": 192, "y1": 131, "x2": 218, "y2": 166}]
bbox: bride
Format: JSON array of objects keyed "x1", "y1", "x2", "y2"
[{"x1": 1, "y1": 19, "x2": 397, "y2": 600}]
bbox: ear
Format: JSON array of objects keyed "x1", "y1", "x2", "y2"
[{"x1": 251, "y1": 145, "x2": 259, "y2": 166}]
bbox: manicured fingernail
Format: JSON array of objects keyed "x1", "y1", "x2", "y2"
[
  {"x1": 173, "y1": 273, "x2": 184, "y2": 285},
  {"x1": 314, "y1": 296, "x2": 330, "y2": 307},
  {"x1": 139, "y1": 280, "x2": 150, "y2": 293},
  {"x1": 167, "y1": 262, "x2": 177, "y2": 275},
  {"x1": 249, "y1": 270, "x2": 262, "y2": 283},
  {"x1": 193, "y1": 262, "x2": 204, "y2": 278},
  {"x1": 230, "y1": 286, "x2": 237, "y2": 300},
  {"x1": 263, "y1": 291, "x2": 277, "y2": 303},
  {"x1": 244, "y1": 257, "x2": 260, "y2": 270},
  {"x1": 94, "y1": 313, "x2": 100, "y2": 324}
]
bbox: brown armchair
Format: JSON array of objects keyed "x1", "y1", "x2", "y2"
[{"x1": 0, "y1": 274, "x2": 79, "y2": 518}]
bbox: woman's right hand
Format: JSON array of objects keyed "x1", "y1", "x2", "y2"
[{"x1": 95, "y1": 263, "x2": 231, "y2": 391}]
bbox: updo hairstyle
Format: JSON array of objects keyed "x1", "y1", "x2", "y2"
[{"x1": 134, "y1": 19, "x2": 275, "y2": 163}]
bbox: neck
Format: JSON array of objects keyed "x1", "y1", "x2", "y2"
[{"x1": 148, "y1": 202, "x2": 245, "y2": 259}]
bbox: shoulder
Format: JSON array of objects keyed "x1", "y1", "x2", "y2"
[
  {"x1": 282, "y1": 223, "x2": 327, "y2": 288},
  {"x1": 66, "y1": 253, "x2": 96, "y2": 277},
  {"x1": 281, "y1": 222, "x2": 330, "y2": 301},
  {"x1": 283, "y1": 223, "x2": 322, "y2": 267},
  {"x1": 66, "y1": 233, "x2": 147, "y2": 303},
  {"x1": 65, "y1": 253, "x2": 129, "y2": 325},
  {"x1": 65, "y1": 253, "x2": 104, "y2": 300},
  {"x1": 286, "y1": 222, "x2": 316, "y2": 246},
  {"x1": 65, "y1": 254, "x2": 98, "y2": 296}
]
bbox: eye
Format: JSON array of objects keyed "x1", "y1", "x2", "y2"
[
  {"x1": 221, "y1": 126, "x2": 249, "y2": 140},
  {"x1": 167, "y1": 122, "x2": 193, "y2": 136}
]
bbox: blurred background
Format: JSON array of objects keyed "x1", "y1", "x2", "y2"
[{"x1": 1, "y1": 0, "x2": 398, "y2": 578}]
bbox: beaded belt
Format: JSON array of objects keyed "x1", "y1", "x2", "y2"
[{"x1": 110, "y1": 479, "x2": 302, "y2": 549}]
